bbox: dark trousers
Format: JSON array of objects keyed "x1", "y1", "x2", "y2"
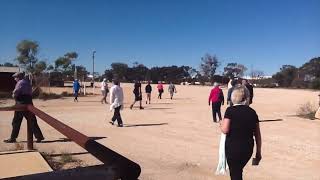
[
  {"x1": 111, "y1": 106, "x2": 123, "y2": 125},
  {"x1": 11, "y1": 111, "x2": 44, "y2": 140},
  {"x1": 74, "y1": 90, "x2": 79, "y2": 101},
  {"x1": 226, "y1": 144, "x2": 253, "y2": 180},
  {"x1": 158, "y1": 90, "x2": 163, "y2": 99},
  {"x1": 211, "y1": 102, "x2": 222, "y2": 122}
]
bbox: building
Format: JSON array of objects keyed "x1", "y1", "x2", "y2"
[{"x1": 0, "y1": 66, "x2": 21, "y2": 94}]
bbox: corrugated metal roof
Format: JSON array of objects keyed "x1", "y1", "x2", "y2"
[{"x1": 0, "y1": 67, "x2": 20, "y2": 73}]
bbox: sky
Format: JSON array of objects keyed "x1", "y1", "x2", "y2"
[{"x1": 0, "y1": 0, "x2": 319, "y2": 76}]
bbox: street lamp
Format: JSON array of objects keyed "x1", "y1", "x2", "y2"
[{"x1": 92, "y1": 51, "x2": 96, "y2": 94}]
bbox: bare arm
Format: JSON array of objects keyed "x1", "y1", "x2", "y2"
[
  {"x1": 254, "y1": 123, "x2": 262, "y2": 159},
  {"x1": 220, "y1": 118, "x2": 230, "y2": 134}
]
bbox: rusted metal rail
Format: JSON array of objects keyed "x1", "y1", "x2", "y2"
[{"x1": 0, "y1": 104, "x2": 141, "y2": 180}]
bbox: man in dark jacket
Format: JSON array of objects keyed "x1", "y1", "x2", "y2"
[
  {"x1": 242, "y1": 79, "x2": 254, "y2": 105},
  {"x1": 4, "y1": 72, "x2": 44, "y2": 143}
]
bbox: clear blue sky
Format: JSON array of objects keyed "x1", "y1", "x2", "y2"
[{"x1": 0, "y1": 0, "x2": 319, "y2": 76}]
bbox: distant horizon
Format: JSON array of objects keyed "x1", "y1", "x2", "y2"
[{"x1": 0, "y1": 0, "x2": 319, "y2": 76}]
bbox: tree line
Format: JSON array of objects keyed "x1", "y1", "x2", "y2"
[{"x1": 2, "y1": 39, "x2": 319, "y2": 89}]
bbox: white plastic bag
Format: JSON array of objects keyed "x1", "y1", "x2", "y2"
[{"x1": 215, "y1": 133, "x2": 229, "y2": 175}]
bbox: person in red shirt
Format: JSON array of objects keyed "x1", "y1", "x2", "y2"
[
  {"x1": 208, "y1": 82, "x2": 224, "y2": 123},
  {"x1": 157, "y1": 82, "x2": 164, "y2": 99}
]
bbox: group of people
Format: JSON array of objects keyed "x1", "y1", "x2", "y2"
[
  {"x1": 209, "y1": 79, "x2": 261, "y2": 180},
  {"x1": 209, "y1": 79, "x2": 254, "y2": 123},
  {"x1": 107, "y1": 79, "x2": 177, "y2": 127}
]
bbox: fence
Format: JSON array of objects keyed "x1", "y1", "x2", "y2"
[{"x1": 0, "y1": 104, "x2": 141, "y2": 180}]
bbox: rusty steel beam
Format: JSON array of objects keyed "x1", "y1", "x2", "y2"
[
  {"x1": 27, "y1": 105, "x2": 141, "y2": 180},
  {"x1": 0, "y1": 104, "x2": 27, "y2": 112}
]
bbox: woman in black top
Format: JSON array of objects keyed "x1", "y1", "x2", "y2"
[
  {"x1": 220, "y1": 85, "x2": 262, "y2": 180},
  {"x1": 130, "y1": 80, "x2": 144, "y2": 109},
  {"x1": 145, "y1": 81, "x2": 152, "y2": 104}
]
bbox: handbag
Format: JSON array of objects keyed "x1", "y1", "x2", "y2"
[{"x1": 215, "y1": 133, "x2": 229, "y2": 175}]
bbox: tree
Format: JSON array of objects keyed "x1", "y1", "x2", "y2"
[
  {"x1": 54, "y1": 52, "x2": 79, "y2": 80},
  {"x1": 34, "y1": 61, "x2": 47, "y2": 75},
  {"x1": 299, "y1": 57, "x2": 320, "y2": 78},
  {"x1": 272, "y1": 65, "x2": 297, "y2": 87},
  {"x1": 1, "y1": 62, "x2": 17, "y2": 67},
  {"x1": 15, "y1": 40, "x2": 46, "y2": 74},
  {"x1": 200, "y1": 54, "x2": 219, "y2": 81},
  {"x1": 110, "y1": 63, "x2": 129, "y2": 81},
  {"x1": 223, "y1": 63, "x2": 247, "y2": 78}
]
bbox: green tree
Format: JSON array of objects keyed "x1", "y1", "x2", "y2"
[
  {"x1": 200, "y1": 54, "x2": 220, "y2": 81},
  {"x1": 272, "y1": 65, "x2": 297, "y2": 87},
  {"x1": 110, "y1": 63, "x2": 129, "y2": 81},
  {"x1": 16, "y1": 40, "x2": 47, "y2": 74},
  {"x1": 223, "y1": 63, "x2": 247, "y2": 78}
]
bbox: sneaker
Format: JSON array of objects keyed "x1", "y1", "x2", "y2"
[
  {"x1": 4, "y1": 138, "x2": 16, "y2": 143},
  {"x1": 130, "y1": 105, "x2": 133, "y2": 109},
  {"x1": 109, "y1": 121, "x2": 114, "y2": 125},
  {"x1": 140, "y1": 106, "x2": 144, "y2": 109},
  {"x1": 118, "y1": 124, "x2": 123, "y2": 127}
]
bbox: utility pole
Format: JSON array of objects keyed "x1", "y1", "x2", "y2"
[{"x1": 92, "y1": 51, "x2": 96, "y2": 94}]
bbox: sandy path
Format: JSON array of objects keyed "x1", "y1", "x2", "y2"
[{"x1": 0, "y1": 84, "x2": 319, "y2": 180}]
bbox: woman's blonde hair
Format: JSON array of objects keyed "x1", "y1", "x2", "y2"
[{"x1": 231, "y1": 85, "x2": 248, "y2": 105}]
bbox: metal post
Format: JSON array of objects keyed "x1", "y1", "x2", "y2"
[{"x1": 92, "y1": 51, "x2": 96, "y2": 94}]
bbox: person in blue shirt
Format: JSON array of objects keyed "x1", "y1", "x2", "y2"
[{"x1": 73, "y1": 79, "x2": 81, "y2": 102}]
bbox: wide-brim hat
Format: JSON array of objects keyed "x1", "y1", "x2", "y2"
[{"x1": 12, "y1": 72, "x2": 24, "y2": 78}]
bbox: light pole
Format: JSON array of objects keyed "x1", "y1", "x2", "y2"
[{"x1": 92, "y1": 51, "x2": 96, "y2": 94}]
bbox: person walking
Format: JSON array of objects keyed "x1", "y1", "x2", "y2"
[
  {"x1": 220, "y1": 85, "x2": 262, "y2": 180},
  {"x1": 315, "y1": 93, "x2": 320, "y2": 119},
  {"x1": 157, "y1": 81, "x2": 164, "y2": 99},
  {"x1": 109, "y1": 80, "x2": 124, "y2": 127},
  {"x1": 100, "y1": 78, "x2": 109, "y2": 104},
  {"x1": 242, "y1": 79, "x2": 254, "y2": 105},
  {"x1": 130, "y1": 80, "x2": 144, "y2": 109},
  {"x1": 168, "y1": 82, "x2": 177, "y2": 100},
  {"x1": 208, "y1": 82, "x2": 224, "y2": 123},
  {"x1": 145, "y1": 81, "x2": 152, "y2": 104},
  {"x1": 73, "y1": 79, "x2": 81, "y2": 102},
  {"x1": 227, "y1": 80, "x2": 237, "y2": 107},
  {"x1": 4, "y1": 72, "x2": 44, "y2": 143}
]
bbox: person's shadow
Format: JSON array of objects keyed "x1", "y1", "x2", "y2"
[
  {"x1": 259, "y1": 119, "x2": 283, "y2": 122},
  {"x1": 123, "y1": 123, "x2": 168, "y2": 127}
]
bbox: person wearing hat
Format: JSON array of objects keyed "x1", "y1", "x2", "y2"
[
  {"x1": 208, "y1": 82, "x2": 224, "y2": 123},
  {"x1": 100, "y1": 78, "x2": 109, "y2": 104},
  {"x1": 4, "y1": 72, "x2": 44, "y2": 143},
  {"x1": 73, "y1": 79, "x2": 81, "y2": 102},
  {"x1": 220, "y1": 85, "x2": 262, "y2": 180}
]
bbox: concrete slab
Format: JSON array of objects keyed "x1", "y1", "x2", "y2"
[{"x1": 0, "y1": 150, "x2": 52, "y2": 179}]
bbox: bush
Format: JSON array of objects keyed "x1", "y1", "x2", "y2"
[
  {"x1": 38, "y1": 92, "x2": 62, "y2": 100},
  {"x1": 311, "y1": 78, "x2": 320, "y2": 89},
  {"x1": 297, "y1": 102, "x2": 317, "y2": 120}
]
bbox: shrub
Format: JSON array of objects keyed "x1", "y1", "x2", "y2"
[{"x1": 297, "y1": 102, "x2": 317, "y2": 120}]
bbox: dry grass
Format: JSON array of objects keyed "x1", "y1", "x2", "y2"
[
  {"x1": 297, "y1": 102, "x2": 317, "y2": 120},
  {"x1": 41, "y1": 151, "x2": 84, "y2": 170}
]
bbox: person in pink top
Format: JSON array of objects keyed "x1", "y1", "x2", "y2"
[
  {"x1": 208, "y1": 82, "x2": 224, "y2": 123},
  {"x1": 157, "y1": 81, "x2": 164, "y2": 99}
]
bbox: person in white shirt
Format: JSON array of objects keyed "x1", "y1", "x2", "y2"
[
  {"x1": 100, "y1": 78, "x2": 109, "y2": 104},
  {"x1": 109, "y1": 80, "x2": 124, "y2": 127}
]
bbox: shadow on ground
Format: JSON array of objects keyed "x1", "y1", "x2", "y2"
[
  {"x1": 259, "y1": 119, "x2": 283, "y2": 122},
  {"x1": 20, "y1": 137, "x2": 107, "y2": 143},
  {"x1": 124, "y1": 123, "x2": 168, "y2": 127},
  {"x1": 4, "y1": 164, "x2": 125, "y2": 180}
]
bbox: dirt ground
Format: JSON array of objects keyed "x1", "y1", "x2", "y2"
[{"x1": 0, "y1": 83, "x2": 319, "y2": 180}]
